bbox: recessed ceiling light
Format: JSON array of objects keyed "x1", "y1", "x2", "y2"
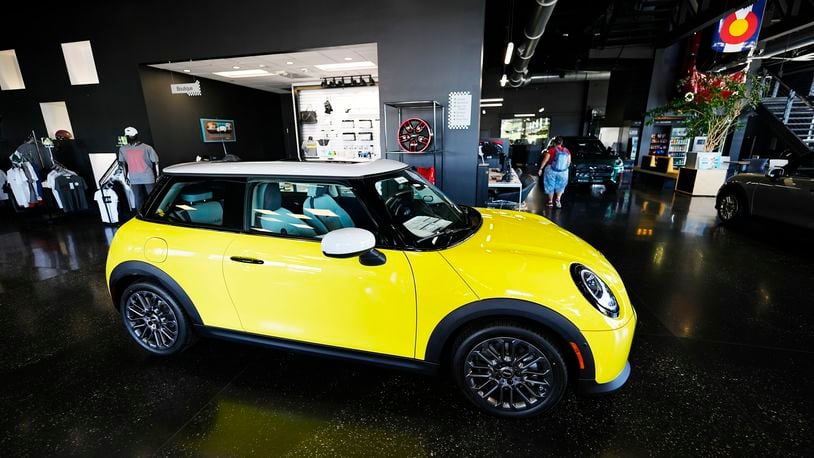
[
  {"x1": 344, "y1": 57, "x2": 353, "y2": 61},
  {"x1": 314, "y1": 61, "x2": 377, "y2": 71},
  {"x1": 258, "y1": 64, "x2": 266, "y2": 68},
  {"x1": 538, "y1": 107, "x2": 545, "y2": 112},
  {"x1": 563, "y1": 33, "x2": 569, "y2": 37},
  {"x1": 286, "y1": 61, "x2": 294, "y2": 65},
  {"x1": 183, "y1": 69, "x2": 191, "y2": 73},
  {"x1": 213, "y1": 69, "x2": 270, "y2": 78},
  {"x1": 232, "y1": 66, "x2": 240, "y2": 69}
]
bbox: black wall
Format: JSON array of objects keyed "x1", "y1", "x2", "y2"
[
  {"x1": 479, "y1": 79, "x2": 609, "y2": 139},
  {"x1": 139, "y1": 67, "x2": 285, "y2": 165},
  {"x1": 0, "y1": 0, "x2": 485, "y2": 204}
]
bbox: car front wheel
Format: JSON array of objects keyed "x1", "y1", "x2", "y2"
[
  {"x1": 120, "y1": 282, "x2": 191, "y2": 355},
  {"x1": 717, "y1": 188, "x2": 747, "y2": 225},
  {"x1": 452, "y1": 324, "x2": 568, "y2": 418}
]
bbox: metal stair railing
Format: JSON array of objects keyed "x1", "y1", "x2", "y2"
[{"x1": 761, "y1": 70, "x2": 814, "y2": 145}]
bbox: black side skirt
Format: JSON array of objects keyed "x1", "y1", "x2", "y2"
[{"x1": 195, "y1": 325, "x2": 439, "y2": 376}]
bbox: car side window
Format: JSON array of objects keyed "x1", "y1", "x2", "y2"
[
  {"x1": 248, "y1": 180, "x2": 376, "y2": 240},
  {"x1": 147, "y1": 177, "x2": 245, "y2": 230}
]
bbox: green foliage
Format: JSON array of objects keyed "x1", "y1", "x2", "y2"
[{"x1": 646, "y1": 73, "x2": 764, "y2": 152}]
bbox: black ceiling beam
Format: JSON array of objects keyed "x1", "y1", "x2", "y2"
[{"x1": 657, "y1": 0, "x2": 754, "y2": 47}]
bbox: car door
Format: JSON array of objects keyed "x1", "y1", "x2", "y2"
[
  {"x1": 751, "y1": 173, "x2": 814, "y2": 226},
  {"x1": 222, "y1": 179, "x2": 417, "y2": 358}
]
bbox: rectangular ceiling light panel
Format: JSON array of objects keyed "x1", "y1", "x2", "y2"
[
  {"x1": 212, "y1": 69, "x2": 270, "y2": 78},
  {"x1": 0, "y1": 49, "x2": 26, "y2": 90},
  {"x1": 61, "y1": 41, "x2": 100, "y2": 85},
  {"x1": 313, "y1": 61, "x2": 377, "y2": 71}
]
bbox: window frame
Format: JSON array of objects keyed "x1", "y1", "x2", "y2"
[
  {"x1": 243, "y1": 176, "x2": 386, "y2": 245},
  {"x1": 140, "y1": 174, "x2": 247, "y2": 233}
]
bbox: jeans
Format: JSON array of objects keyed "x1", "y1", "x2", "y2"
[{"x1": 131, "y1": 183, "x2": 155, "y2": 210}]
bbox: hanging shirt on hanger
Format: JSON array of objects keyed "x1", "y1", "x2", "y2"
[
  {"x1": 6, "y1": 166, "x2": 36, "y2": 207},
  {"x1": 53, "y1": 174, "x2": 88, "y2": 212}
]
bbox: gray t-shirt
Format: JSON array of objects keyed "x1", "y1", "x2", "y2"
[{"x1": 118, "y1": 143, "x2": 159, "y2": 185}]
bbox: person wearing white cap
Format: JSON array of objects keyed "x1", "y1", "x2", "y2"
[{"x1": 117, "y1": 126, "x2": 159, "y2": 209}]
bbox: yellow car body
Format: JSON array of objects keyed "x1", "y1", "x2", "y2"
[{"x1": 106, "y1": 160, "x2": 635, "y2": 416}]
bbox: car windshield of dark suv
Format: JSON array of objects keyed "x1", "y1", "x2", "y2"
[
  {"x1": 374, "y1": 170, "x2": 478, "y2": 248},
  {"x1": 565, "y1": 138, "x2": 612, "y2": 157}
]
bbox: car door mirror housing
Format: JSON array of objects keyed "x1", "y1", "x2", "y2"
[
  {"x1": 767, "y1": 167, "x2": 785, "y2": 179},
  {"x1": 321, "y1": 228, "x2": 376, "y2": 258}
]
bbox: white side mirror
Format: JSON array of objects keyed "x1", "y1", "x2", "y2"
[{"x1": 321, "y1": 228, "x2": 376, "y2": 258}]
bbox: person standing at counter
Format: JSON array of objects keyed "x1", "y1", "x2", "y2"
[
  {"x1": 118, "y1": 127, "x2": 159, "y2": 209},
  {"x1": 538, "y1": 136, "x2": 571, "y2": 208}
]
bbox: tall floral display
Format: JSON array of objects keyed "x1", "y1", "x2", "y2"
[{"x1": 647, "y1": 70, "x2": 764, "y2": 153}]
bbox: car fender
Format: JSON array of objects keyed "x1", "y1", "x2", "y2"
[
  {"x1": 423, "y1": 298, "x2": 596, "y2": 380},
  {"x1": 108, "y1": 260, "x2": 204, "y2": 326}
]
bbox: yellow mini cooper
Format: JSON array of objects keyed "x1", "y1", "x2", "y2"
[{"x1": 106, "y1": 159, "x2": 635, "y2": 418}]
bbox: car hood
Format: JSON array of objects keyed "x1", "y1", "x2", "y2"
[
  {"x1": 440, "y1": 208, "x2": 633, "y2": 330},
  {"x1": 572, "y1": 155, "x2": 619, "y2": 166}
]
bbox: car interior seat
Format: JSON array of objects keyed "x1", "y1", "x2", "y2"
[
  {"x1": 178, "y1": 189, "x2": 223, "y2": 225},
  {"x1": 254, "y1": 182, "x2": 318, "y2": 237},
  {"x1": 303, "y1": 185, "x2": 354, "y2": 231}
]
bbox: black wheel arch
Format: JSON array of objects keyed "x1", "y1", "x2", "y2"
[
  {"x1": 424, "y1": 298, "x2": 597, "y2": 381},
  {"x1": 109, "y1": 261, "x2": 204, "y2": 326}
]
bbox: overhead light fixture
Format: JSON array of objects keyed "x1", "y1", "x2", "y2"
[
  {"x1": 183, "y1": 69, "x2": 191, "y2": 73},
  {"x1": 314, "y1": 61, "x2": 377, "y2": 71},
  {"x1": 480, "y1": 102, "x2": 503, "y2": 107},
  {"x1": 213, "y1": 69, "x2": 270, "y2": 78},
  {"x1": 562, "y1": 33, "x2": 569, "y2": 37},
  {"x1": 344, "y1": 57, "x2": 353, "y2": 61},
  {"x1": 504, "y1": 42, "x2": 514, "y2": 65},
  {"x1": 481, "y1": 98, "x2": 504, "y2": 103},
  {"x1": 232, "y1": 65, "x2": 241, "y2": 69},
  {"x1": 286, "y1": 61, "x2": 293, "y2": 65},
  {"x1": 482, "y1": 109, "x2": 486, "y2": 115},
  {"x1": 513, "y1": 113, "x2": 536, "y2": 117},
  {"x1": 259, "y1": 64, "x2": 266, "y2": 68},
  {"x1": 538, "y1": 107, "x2": 545, "y2": 112},
  {"x1": 500, "y1": 74, "x2": 508, "y2": 87}
]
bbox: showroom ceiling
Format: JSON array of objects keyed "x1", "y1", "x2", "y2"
[{"x1": 149, "y1": 43, "x2": 378, "y2": 94}]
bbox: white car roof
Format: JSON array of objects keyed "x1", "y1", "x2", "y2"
[{"x1": 163, "y1": 159, "x2": 408, "y2": 178}]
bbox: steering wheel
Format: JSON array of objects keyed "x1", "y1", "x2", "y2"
[{"x1": 384, "y1": 190, "x2": 413, "y2": 220}]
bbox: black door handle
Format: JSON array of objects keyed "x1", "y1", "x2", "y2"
[{"x1": 230, "y1": 256, "x2": 264, "y2": 265}]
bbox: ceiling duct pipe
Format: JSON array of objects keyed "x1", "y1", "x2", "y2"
[
  {"x1": 509, "y1": 0, "x2": 559, "y2": 88},
  {"x1": 528, "y1": 71, "x2": 612, "y2": 83}
]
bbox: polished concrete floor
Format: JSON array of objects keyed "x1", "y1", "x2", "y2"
[{"x1": 1, "y1": 185, "x2": 812, "y2": 456}]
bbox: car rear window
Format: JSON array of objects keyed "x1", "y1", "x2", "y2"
[{"x1": 145, "y1": 176, "x2": 245, "y2": 230}]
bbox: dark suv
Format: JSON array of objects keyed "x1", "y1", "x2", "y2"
[{"x1": 562, "y1": 136, "x2": 624, "y2": 189}]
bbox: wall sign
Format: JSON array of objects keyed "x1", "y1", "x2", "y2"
[
  {"x1": 171, "y1": 80, "x2": 202, "y2": 96},
  {"x1": 448, "y1": 91, "x2": 472, "y2": 130},
  {"x1": 200, "y1": 118, "x2": 236, "y2": 143}
]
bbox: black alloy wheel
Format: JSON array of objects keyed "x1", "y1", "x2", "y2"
[
  {"x1": 717, "y1": 188, "x2": 746, "y2": 225},
  {"x1": 120, "y1": 282, "x2": 191, "y2": 355},
  {"x1": 452, "y1": 324, "x2": 568, "y2": 418}
]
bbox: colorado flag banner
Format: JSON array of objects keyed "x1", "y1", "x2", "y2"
[{"x1": 712, "y1": 0, "x2": 766, "y2": 53}]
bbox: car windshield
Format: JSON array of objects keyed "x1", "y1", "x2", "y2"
[
  {"x1": 565, "y1": 139, "x2": 611, "y2": 156},
  {"x1": 373, "y1": 170, "x2": 477, "y2": 248}
]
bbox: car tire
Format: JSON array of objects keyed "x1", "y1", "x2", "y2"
[
  {"x1": 120, "y1": 281, "x2": 192, "y2": 356},
  {"x1": 717, "y1": 187, "x2": 747, "y2": 226},
  {"x1": 451, "y1": 323, "x2": 568, "y2": 418}
]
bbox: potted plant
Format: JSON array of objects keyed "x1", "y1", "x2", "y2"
[{"x1": 646, "y1": 71, "x2": 764, "y2": 153}]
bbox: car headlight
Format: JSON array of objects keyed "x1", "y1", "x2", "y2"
[{"x1": 570, "y1": 263, "x2": 620, "y2": 318}]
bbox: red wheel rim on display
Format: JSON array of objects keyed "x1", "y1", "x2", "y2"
[{"x1": 397, "y1": 118, "x2": 433, "y2": 152}]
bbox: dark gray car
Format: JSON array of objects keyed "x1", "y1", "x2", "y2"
[{"x1": 716, "y1": 156, "x2": 814, "y2": 228}]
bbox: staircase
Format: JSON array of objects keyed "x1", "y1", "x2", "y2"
[{"x1": 760, "y1": 74, "x2": 814, "y2": 152}]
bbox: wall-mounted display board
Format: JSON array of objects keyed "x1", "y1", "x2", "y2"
[
  {"x1": 295, "y1": 84, "x2": 380, "y2": 162},
  {"x1": 200, "y1": 119, "x2": 236, "y2": 143}
]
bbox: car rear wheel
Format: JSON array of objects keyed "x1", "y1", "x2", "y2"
[
  {"x1": 120, "y1": 282, "x2": 191, "y2": 355},
  {"x1": 452, "y1": 324, "x2": 568, "y2": 418},
  {"x1": 717, "y1": 188, "x2": 747, "y2": 225}
]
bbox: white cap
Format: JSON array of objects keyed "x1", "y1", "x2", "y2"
[{"x1": 124, "y1": 127, "x2": 138, "y2": 136}]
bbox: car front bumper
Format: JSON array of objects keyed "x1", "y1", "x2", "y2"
[{"x1": 576, "y1": 309, "x2": 636, "y2": 395}]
